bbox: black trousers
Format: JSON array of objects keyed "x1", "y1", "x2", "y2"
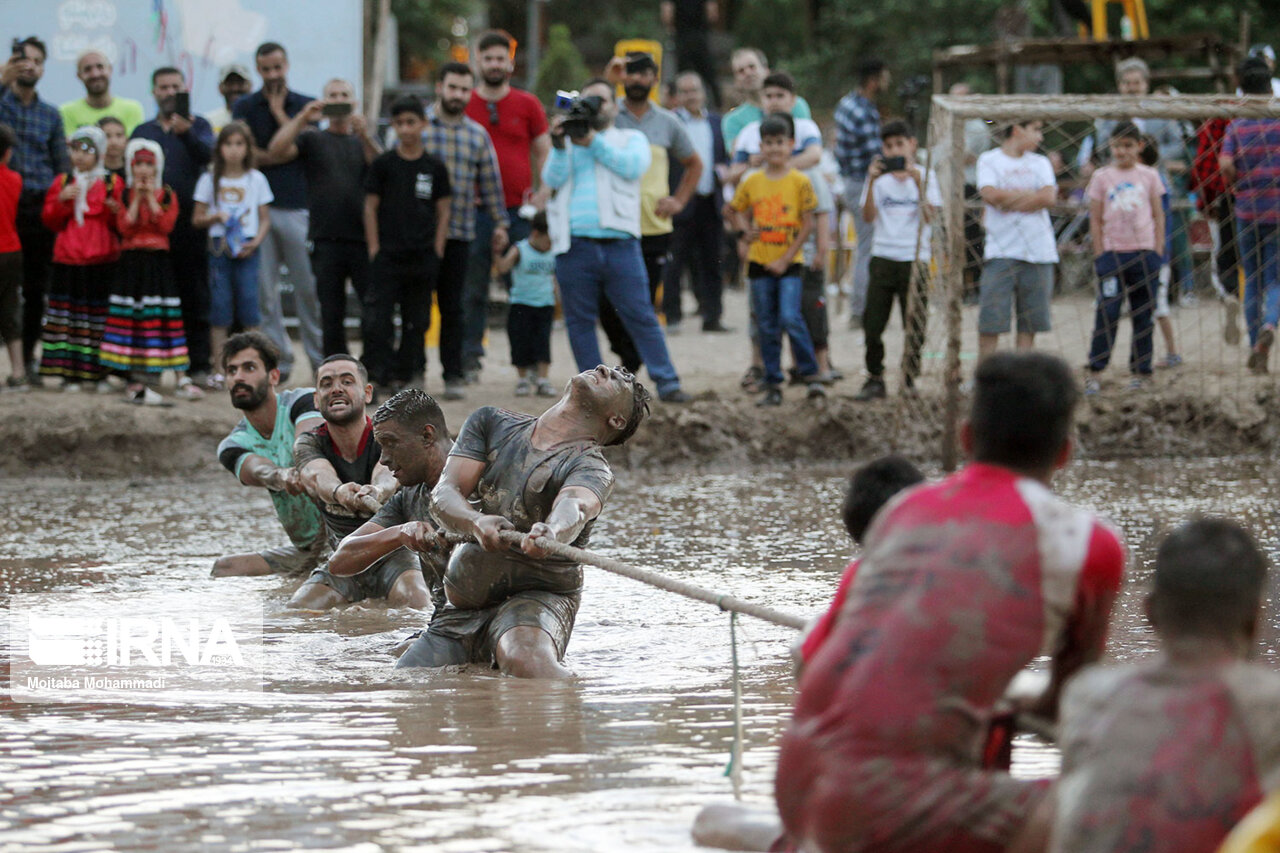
[
  {"x1": 1215, "y1": 195, "x2": 1240, "y2": 295},
  {"x1": 436, "y1": 239, "x2": 470, "y2": 382},
  {"x1": 663, "y1": 194, "x2": 723, "y2": 325},
  {"x1": 311, "y1": 239, "x2": 370, "y2": 357},
  {"x1": 600, "y1": 232, "x2": 669, "y2": 373},
  {"x1": 363, "y1": 250, "x2": 438, "y2": 385},
  {"x1": 170, "y1": 222, "x2": 211, "y2": 375},
  {"x1": 17, "y1": 191, "x2": 54, "y2": 369},
  {"x1": 864, "y1": 256, "x2": 928, "y2": 380}
]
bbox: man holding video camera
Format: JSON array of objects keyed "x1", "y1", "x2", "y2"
[
  {"x1": 542, "y1": 79, "x2": 689, "y2": 403},
  {"x1": 267, "y1": 79, "x2": 381, "y2": 359}
]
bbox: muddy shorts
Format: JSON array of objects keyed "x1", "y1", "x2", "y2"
[
  {"x1": 442, "y1": 543, "x2": 584, "y2": 610},
  {"x1": 978, "y1": 258, "x2": 1053, "y2": 335},
  {"x1": 300, "y1": 548, "x2": 422, "y2": 604},
  {"x1": 261, "y1": 536, "x2": 328, "y2": 577},
  {"x1": 395, "y1": 588, "x2": 581, "y2": 669},
  {"x1": 776, "y1": 752, "x2": 1050, "y2": 853}
]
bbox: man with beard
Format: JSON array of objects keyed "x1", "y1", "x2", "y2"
[
  {"x1": 288, "y1": 355, "x2": 434, "y2": 610},
  {"x1": 0, "y1": 36, "x2": 69, "y2": 387},
  {"x1": 206, "y1": 64, "x2": 252, "y2": 133},
  {"x1": 59, "y1": 50, "x2": 144, "y2": 136},
  {"x1": 213, "y1": 332, "x2": 326, "y2": 578},
  {"x1": 462, "y1": 31, "x2": 549, "y2": 381},
  {"x1": 721, "y1": 48, "x2": 813, "y2": 153},
  {"x1": 388, "y1": 365, "x2": 650, "y2": 678},
  {"x1": 421, "y1": 62, "x2": 508, "y2": 401},
  {"x1": 604, "y1": 52, "x2": 701, "y2": 377}
]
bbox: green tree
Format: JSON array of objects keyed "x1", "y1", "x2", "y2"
[{"x1": 534, "y1": 23, "x2": 591, "y2": 103}]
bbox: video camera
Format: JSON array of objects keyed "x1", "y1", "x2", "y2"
[{"x1": 555, "y1": 90, "x2": 605, "y2": 141}]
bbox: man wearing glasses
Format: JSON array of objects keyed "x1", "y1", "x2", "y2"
[{"x1": 463, "y1": 30, "x2": 549, "y2": 383}]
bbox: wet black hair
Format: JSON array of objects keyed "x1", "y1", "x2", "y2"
[
  {"x1": 761, "y1": 71, "x2": 795, "y2": 93},
  {"x1": 606, "y1": 367, "x2": 651, "y2": 447},
  {"x1": 842, "y1": 455, "x2": 926, "y2": 543},
  {"x1": 372, "y1": 388, "x2": 449, "y2": 438},
  {"x1": 1139, "y1": 134, "x2": 1160, "y2": 167},
  {"x1": 438, "y1": 61, "x2": 474, "y2": 83},
  {"x1": 390, "y1": 95, "x2": 425, "y2": 119},
  {"x1": 858, "y1": 58, "x2": 886, "y2": 83},
  {"x1": 1150, "y1": 518, "x2": 1267, "y2": 638},
  {"x1": 970, "y1": 351, "x2": 1078, "y2": 472},
  {"x1": 477, "y1": 30, "x2": 512, "y2": 54},
  {"x1": 256, "y1": 42, "x2": 287, "y2": 59},
  {"x1": 759, "y1": 113, "x2": 794, "y2": 141},
  {"x1": 1109, "y1": 120, "x2": 1143, "y2": 142},
  {"x1": 880, "y1": 119, "x2": 914, "y2": 141},
  {"x1": 0, "y1": 123, "x2": 16, "y2": 160},
  {"x1": 220, "y1": 331, "x2": 280, "y2": 373},
  {"x1": 318, "y1": 353, "x2": 368, "y2": 383},
  {"x1": 1239, "y1": 57, "x2": 1273, "y2": 96}
]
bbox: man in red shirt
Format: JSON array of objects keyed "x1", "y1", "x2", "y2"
[
  {"x1": 463, "y1": 30, "x2": 550, "y2": 381},
  {"x1": 776, "y1": 351, "x2": 1126, "y2": 853}
]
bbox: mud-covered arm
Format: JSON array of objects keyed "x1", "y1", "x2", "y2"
[{"x1": 521, "y1": 486, "x2": 602, "y2": 558}]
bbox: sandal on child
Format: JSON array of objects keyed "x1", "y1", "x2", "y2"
[{"x1": 176, "y1": 378, "x2": 205, "y2": 400}]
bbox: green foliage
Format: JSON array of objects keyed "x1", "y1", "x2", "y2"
[
  {"x1": 533, "y1": 23, "x2": 591, "y2": 103},
  {"x1": 391, "y1": 0, "x2": 476, "y2": 69}
]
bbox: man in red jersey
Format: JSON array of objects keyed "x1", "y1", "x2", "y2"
[
  {"x1": 775, "y1": 350, "x2": 1125, "y2": 853},
  {"x1": 462, "y1": 29, "x2": 550, "y2": 381}
]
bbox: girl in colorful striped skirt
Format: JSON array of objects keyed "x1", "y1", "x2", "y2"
[
  {"x1": 39, "y1": 125, "x2": 118, "y2": 390},
  {"x1": 100, "y1": 139, "x2": 203, "y2": 404}
]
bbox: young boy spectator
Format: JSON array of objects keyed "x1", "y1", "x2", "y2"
[
  {"x1": 0, "y1": 123, "x2": 23, "y2": 390},
  {"x1": 1220, "y1": 57, "x2": 1280, "y2": 374},
  {"x1": 1084, "y1": 122, "x2": 1164, "y2": 393},
  {"x1": 856, "y1": 120, "x2": 940, "y2": 400},
  {"x1": 776, "y1": 351, "x2": 1125, "y2": 853},
  {"x1": 729, "y1": 114, "x2": 821, "y2": 406},
  {"x1": 1053, "y1": 518, "x2": 1280, "y2": 853},
  {"x1": 976, "y1": 120, "x2": 1059, "y2": 361},
  {"x1": 362, "y1": 96, "x2": 451, "y2": 393},
  {"x1": 1141, "y1": 135, "x2": 1183, "y2": 368},
  {"x1": 728, "y1": 73, "x2": 822, "y2": 183},
  {"x1": 494, "y1": 211, "x2": 557, "y2": 397}
]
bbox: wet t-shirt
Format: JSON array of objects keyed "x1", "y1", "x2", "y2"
[
  {"x1": 293, "y1": 417, "x2": 381, "y2": 542},
  {"x1": 370, "y1": 482, "x2": 449, "y2": 594},
  {"x1": 216, "y1": 387, "x2": 324, "y2": 548},
  {"x1": 1053, "y1": 659, "x2": 1280, "y2": 853},
  {"x1": 448, "y1": 406, "x2": 614, "y2": 562}
]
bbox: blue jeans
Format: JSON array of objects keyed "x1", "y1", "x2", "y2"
[
  {"x1": 209, "y1": 248, "x2": 262, "y2": 328},
  {"x1": 1087, "y1": 251, "x2": 1159, "y2": 375},
  {"x1": 555, "y1": 237, "x2": 680, "y2": 395},
  {"x1": 1238, "y1": 218, "x2": 1280, "y2": 347},
  {"x1": 750, "y1": 270, "x2": 819, "y2": 387}
]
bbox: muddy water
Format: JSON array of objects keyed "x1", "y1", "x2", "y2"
[{"x1": 1, "y1": 459, "x2": 1278, "y2": 852}]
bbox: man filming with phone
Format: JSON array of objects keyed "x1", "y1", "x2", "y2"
[{"x1": 268, "y1": 79, "x2": 381, "y2": 360}]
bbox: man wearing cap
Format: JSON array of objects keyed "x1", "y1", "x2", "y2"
[
  {"x1": 206, "y1": 64, "x2": 253, "y2": 133},
  {"x1": 59, "y1": 50, "x2": 144, "y2": 137},
  {"x1": 1247, "y1": 45, "x2": 1280, "y2": 96}
]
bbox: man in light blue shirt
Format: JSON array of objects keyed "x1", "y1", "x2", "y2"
[{"x1": 542, "y1": 79, "x2": 688, "y2": 402}]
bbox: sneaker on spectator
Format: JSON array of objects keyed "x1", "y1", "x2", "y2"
[
  {"x1": 3, "y1": 375, "x2": 29, "y2": 393},
  {"x1": 1159, "y1": 354, "x2": 1184, "y2": 369},
  {"x1": 514, "y1": 377, "x2": 533, "y2": 397},
  {"x1": 659, "y1": 389, "x2": 691, "y2": 404},
  {"x1": 1128, "y1": 376, "x2": 1148, "y2": 391},
  {"x1": 443, "y1": 380, "x2": 466, "y2": 401},
  {"x1": 206, "y1": 373, "x2": 226, "y2": 391},
  {"x1": 853, "y1": 377, "x2": 886, "y2": 401},
  {"x1": 806, "y1": 382, "x2": 827, "y2": 399},
  {"x1": 756, "y1": 386, "x2": 783, "y2": 407},
  {"x1": 740, "y1": 365, "x2": 764, "y2": 393},
  {"x1": 62, "y1": 381, "x2": 82, "y2": 393},
  {"x1": 176, "y1": 378, "x2": 205, "y2": 400},
  {"x1": 535, "y1": 378, "x2": 557, "y2": 397},
  {"x1": 129, "y1": 386, "x2": 172, "y2": 407},
  {"x1": 1084, "y1": 375, "x2": 1102, "y2": 396},
  {"x1": 25, "y1": 364, "x2": 42, "y2": 388}
]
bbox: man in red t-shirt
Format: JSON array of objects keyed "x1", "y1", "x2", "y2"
[
  {"x1": 462, "y1": 30, "x2": 551, "y2": 381},
  {"x1": 776, "y1": 351, "x2": 1126, "y2": 853},
  {"x1": 0, "y1": 122, "x2": 23, "y2": 389}
]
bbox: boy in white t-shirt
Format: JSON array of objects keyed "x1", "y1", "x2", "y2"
[
  {"x1": 976, "y1": 120, "x2": 1059, "y2": 361},
  {"x1": 728, "y1": 72, "x2": 823, "y2": 184},
  {"x1": 855, "y1": 120, "x2": 941, "y2": 400}
]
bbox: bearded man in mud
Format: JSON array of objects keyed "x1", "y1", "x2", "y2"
[
  {"x1": 387, "y1": 365, "x2": 651, "y2": 678},
  {"x1": 213, "y1": 332, "x2": 327, "y2": 578},
  {"x1": 287, "y1": 356, "x2": 438, "y2": 611}
]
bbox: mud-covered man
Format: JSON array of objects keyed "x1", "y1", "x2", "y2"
[
  {"x1": 393, "y1": 365, "x2": 651, "y2": 678},
  {"x1": 288, "y1": 354, "x2": 436, "y2": 611}
]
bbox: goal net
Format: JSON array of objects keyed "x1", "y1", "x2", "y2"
[{"x1": 886, "y1": 94, "x2": 1280, "y2": 467}]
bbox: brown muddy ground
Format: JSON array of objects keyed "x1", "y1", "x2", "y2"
[{"x1": 3, "y1": 287, "x2": 1274, "y2": 477}]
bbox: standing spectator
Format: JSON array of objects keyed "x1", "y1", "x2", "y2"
[
  {"x1": 495, "y1": 210, "x2": 558, "y2": 397},
  {"x1": 205, "y1": 64, "x2": 253, "y2": 134},
  {"x1": 363, "y1": 96, "x2": 452, "y2": 393},
  {"x1": 947, "y1": 82, "x2": 992, "y2": 300},
  {"x1": 660, "y1": 0, "x2": 721, "y2": 108},
  {"x1": 1247, "y1": 44, "x2": 1280, "y2": 96},
  {"x1": 1220, "y1": 57, "x2": 1280, "y2": 374},
  {"x1": 131, "y1": 66, "x2": 215, "y2": 385},
  {"x1": 58, "y1": 50, "x2": 144, "y2": 137},
  {"x1": 834, "y1": 58, "x2": 889, "y2": 328},
  {"x1": 421, "y1": 61, "x2": 508, "y2": 401},
  {"x1": 665, "y1": 71, "x2": 730, "y2": 332},
  {"x1": 0, "y1": 123, "x2": 22, "y2": 389},
  {"x1": 193, "y1": 122, "x2": 274, "y2": 382},
  {"x1": 608, "y1": 51, "x2": 702, "y2": 372},
  {"x1": 97, "y1": 116, "x2": 126, "y2": 178},
  {"x1": 268, "y1": 78, "x2": 380, "y2": 359},
  {"x1": 1083, "y1": 122, "x2": 1164, "y2": 393},
  {"x1": 721, "y1": 48, "x2": 813, "y2": 153},
  {"x1": 38, "y1": 125, "x2": 118, "y2": 389},
  {"x1": 463, "y1": 30, "x2": 549, "y2": 381},
  {"x1": 976, "y1": 120, "x2": 1059, "y2": 360},
  {"x1": 233, "y1": 41, "x2": 321, "y2": 382},
  {"x1": 0, "y1": 36, "x2": 69, "y2": 385},
  {"x1": 541, "y1": 78, "x2": 689, "y2": 403}
]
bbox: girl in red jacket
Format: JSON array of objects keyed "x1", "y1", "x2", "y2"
[
  {"x1": 100, "y1": 139, "x2": 202, "y2": 405},
  {"x1": 38, "y1": 125, "x2": 119, "y2": 389}
]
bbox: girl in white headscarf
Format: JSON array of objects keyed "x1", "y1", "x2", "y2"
[{"x1": 38, "y1": 125, "x2": 120, "y2": 389}]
